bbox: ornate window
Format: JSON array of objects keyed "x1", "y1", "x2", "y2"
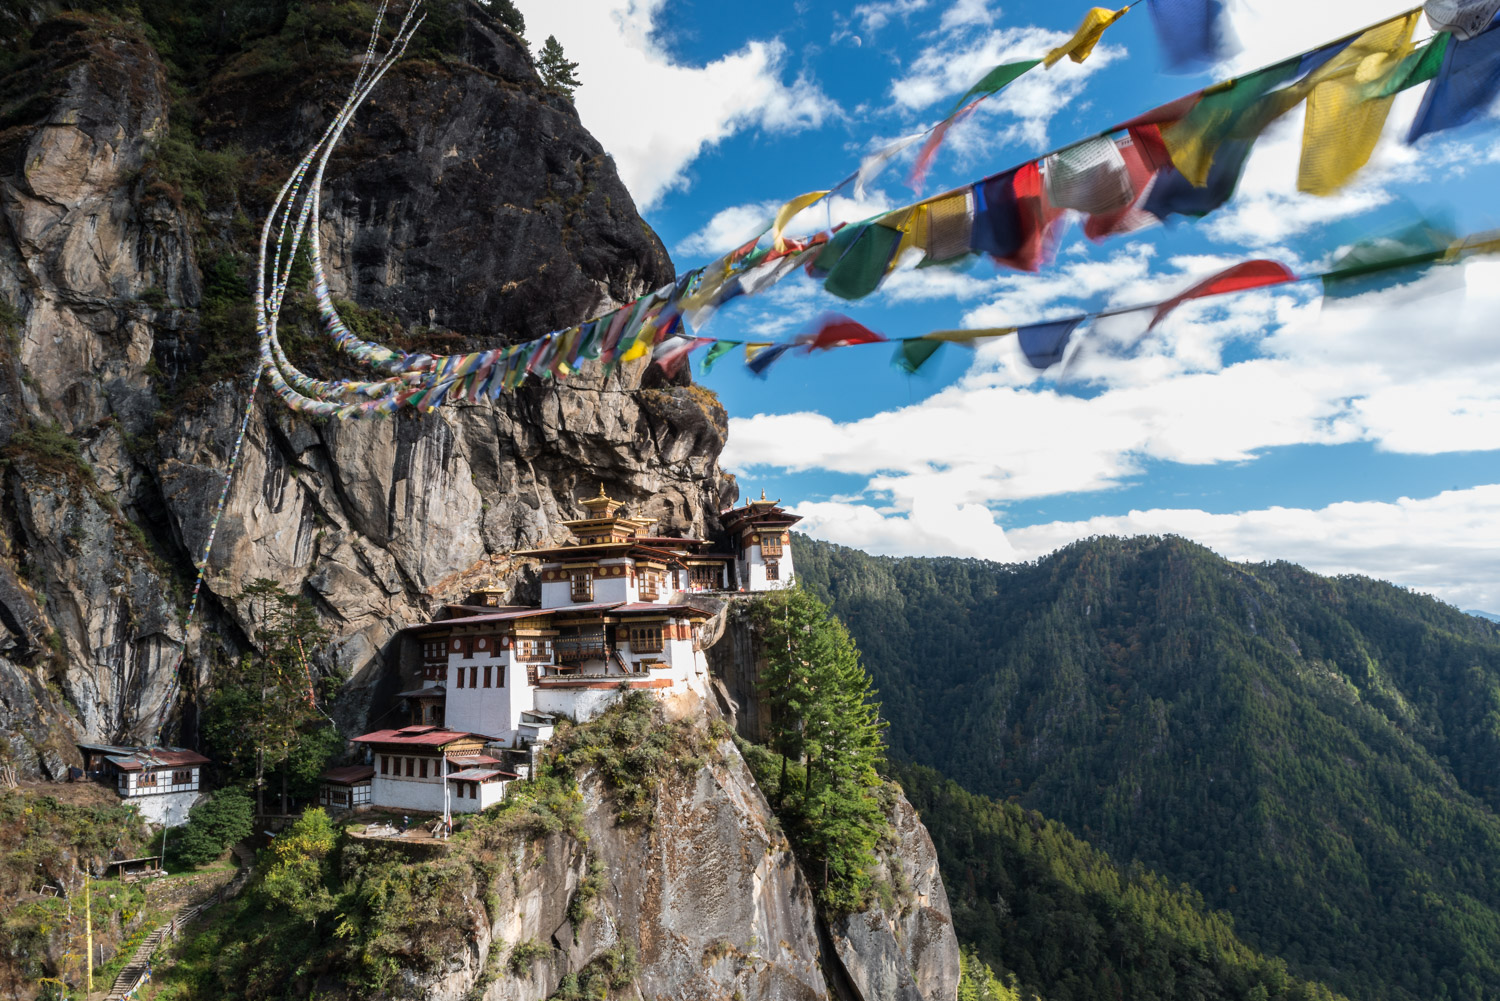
[
  {"x1": 690, "y1": 565, "x2": 720, "y2": 590},
  {"x1": 765, "y1": 559, "x2": 780, "y2": 581},
  {"x1": 570, "y1": 570, "x2": 593, "y2": 602},
  {"x1": 760, "y1": 533, "x2": 783, "y2": 557},
  {"x1": 630, "y1": 625, "x2": 664, "y2": 653},
  {"x1": 137, "y1": 770, "x2": 157, "y2": 787},
  {"x1": 172, "y1": 769, "x2": 192, "y2": 786}
]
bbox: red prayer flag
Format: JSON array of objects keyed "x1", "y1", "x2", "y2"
[
  {"x1": 807, "y1": 315, "x2": 888, "y2": 351},
  {"x1": 909, "y1": 99, "x2": 984, "y2": 192},
  {"x1": 1148, "y1": 259, "x2": 1297, "y2": 330}
]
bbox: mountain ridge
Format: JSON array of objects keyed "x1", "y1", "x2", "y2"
[{"x1": 795, "y1": 532, "x2": 1500, "y2": 1001}]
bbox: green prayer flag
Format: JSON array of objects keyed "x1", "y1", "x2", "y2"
[
  {"x1": 893, "y1": 339, "x2": 943, "y2": 374},
  {"x1": 824, "y1": 224, "x2": 904, "y2": 301},
  {"x1": 701, "y1": 340, "x2": 739, "y2": 373},
  {"x1": 1371, "y1": 33, "x2": 1452, "y2": 99},
  {"x1": 951, "y1": 59, "x2": 1042, "y2": 115}
]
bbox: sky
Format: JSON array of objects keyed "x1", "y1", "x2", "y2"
[{"x1": 517, "y1": 0, "x2": 1500, "y2": 614}]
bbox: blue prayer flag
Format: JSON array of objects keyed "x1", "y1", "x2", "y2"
[
  {"x1": 746, "y1": 343, "x2": 793, "y2": 378},
  {"x1": 1409, "y1": 16, "x2": 1500, "y2": 142},
  {"x1": 1143, "y1": 139, "x2": 1253, "y2": 224},
  {"x1": 1017, "y1": 318, "x2": 1083, "y2": 369},
  {"x1": 1148, "y1": 0, "x2": 1237, "y2": 73}
]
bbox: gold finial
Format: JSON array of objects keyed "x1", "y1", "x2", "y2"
[
  {"x1": 760, "y1": 488, "x2": 766, "y2": 501},
  {"x1": 597, "y1": 482, "x2": 607, "y2": 498}
]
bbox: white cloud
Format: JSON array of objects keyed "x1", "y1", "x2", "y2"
[
  {"x1": 939, "y1": 0, "x2": 994, "y2": 32},
  {"x1": 522, "y1": 1, "x2": 837, "y2": 209},
  {"x1": 1003, "y1": 485, "x2": 1500, "y2": 612},
  {"x1": 888, "y1": 25, "x2": 1124, "y2": 152},
  {"x1": 676, "y1": 192, "x2": 896, "y2": 259},
  {"x1": 1218, "y1": 0, "x2": 1436, "y2": 77},
  {"x1": 853, "y1": 0, "x2": 929, "y2": 34},
  {"x1": 797, "y1": 497, "x2": 1020, "y2": 560}
]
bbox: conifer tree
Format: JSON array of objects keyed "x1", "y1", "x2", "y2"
[{"x1": 537, "y1": 35, "x2": 581, "y2": 98}]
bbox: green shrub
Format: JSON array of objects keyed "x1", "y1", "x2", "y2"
[
  {"x1": 508, "y1": 938, "x2": 550, "y2": 976},
  {"x1": 171, "y1": 786, "x2": 254, "y2": 867}
]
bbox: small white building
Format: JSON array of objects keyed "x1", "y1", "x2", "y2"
[
  {"x1": 351, "y1": 726, "x2": 515, "y2": 814},
  {"x1": 721, "y1": 491, "x2": 802, "y2": 591},
  {"x1": 318, "y1": 764, "x2": 374, "y2": 810},
  {"x1": 77, "y1": 743, "x2": 210, "y2": 827}
]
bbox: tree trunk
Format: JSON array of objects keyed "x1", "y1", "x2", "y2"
[
  {"x1": 280, "y1": 769, "x2": 288, "y2": 815},
  {"x1": 778, "y1": 753, "x2": 788, "y2": 806},
  {"x1": 255, "y1": 746, "x2": 265, "y2": 816}
]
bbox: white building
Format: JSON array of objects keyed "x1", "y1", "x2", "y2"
[
  {"x1": 721, "y1": 492, "x2": 802, "y2": 591},
  {"x1": 360, "y1": 486, "x2": 800, "y2": 817},
  {"x1": 351, "y1": 727, "x2": 514, "y2": 814},
  {"x1": 77, "y1": 743, "x2": 210, "y2": 827},
  {"x1": 318, "y1": 764, "x2": 374, "y2": 810}
]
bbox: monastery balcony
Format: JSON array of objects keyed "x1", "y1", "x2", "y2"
[{"x1": 553, "y1": 637, "x2": 611, "y2": 662}]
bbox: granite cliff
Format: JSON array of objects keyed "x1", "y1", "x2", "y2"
[{"x1": 0, "y1": 1, "x2": 730, "y2": 771}]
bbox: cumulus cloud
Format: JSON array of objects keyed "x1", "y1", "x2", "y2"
[
  {"x1": 1004, "y1": 485, "x2": 1500, "y2": 612},
  {"x1": 523, "y1": 0, "x2": 837, "y2": 209},
  {"x1": 791, "y1": 486, "x2": 1500, "y2": 611}
]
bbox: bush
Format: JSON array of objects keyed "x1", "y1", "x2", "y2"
[{"x1": 172, "y1": 786, "x2": 254, "y2": 867}]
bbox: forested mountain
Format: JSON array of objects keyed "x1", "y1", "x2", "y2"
[{"x1": 796, "y1": 535, "x2": 1500, "y2": 1001}]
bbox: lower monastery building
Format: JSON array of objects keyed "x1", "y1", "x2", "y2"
[{"x1": 348, "y1": 488, "x2": 800, "y2": 815}]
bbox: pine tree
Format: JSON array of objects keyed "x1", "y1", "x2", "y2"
[{"x1": 537, "y1": 35, "x2": 581, "y2": 98}]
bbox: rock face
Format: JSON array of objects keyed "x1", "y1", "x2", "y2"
[{"x1": 0, "y1": 3, "x2": 731, "y2": 767}]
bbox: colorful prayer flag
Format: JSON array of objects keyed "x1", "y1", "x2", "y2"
[
  {"x1": 807, "y1": 315, "x2": 887, "y2": 351},
  {"x1": 1148, "y1": 260, "x2": 1296, "y2": 329},
  {"x1": 1425, "y1": 0, "x2": 1500, "y2": 39},
  {"x1": 772, "y1": 191, "x2": 830, "y2": 252},
  {"x1": 1017, "y1": 318, "x2": 1084, "y2": 369},
  {"x1": 701, "y1": 340, "x2": 739, "y2": 374},
  {"x1": 1045, "y1": 7, "x2": 1129, "y2": 68},
  {"x1": 1148, "y1": 0, "x2": 1238, "y2": 73},
  {"x1": 1409, "y1": 18, "x2": 1500, "y2": 141},
  {"x1": 894, "y1": 339, "x2": 943, "y2": 374}
]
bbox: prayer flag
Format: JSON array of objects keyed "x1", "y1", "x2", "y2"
[
  {"x1": 1148, "y1": 260, "x2": 1297, "y2": 329},
  {"x1": 1017, "y1": 318, "x2": 1084, "y2": 369},
  {"x1": 1045, "y1": 7, "x2": 1129, "y2": 68},
  {"x1": 1374, "y1": 34, "x2": 1453, "y2": 100},
  {"x1": 1043, "y1": 136, "x2": 1134, "y2": 214},
  {"x1": 971, "y1": 162, "x2": 1064, "y2": 272},
  {"x1": 807, "y1": 315, "x2": 887, "y2": 351},
  {"x1": 885, "y1": 204, "x2": 931, "y2": 264},
  {"x1": 1322, "y1": 220, "x2": 1457, "y2": 299},
  {"x1": 1409, "y1": 19, "x2": 1500, "y2": 141},
  {"x1": 950, "y1": 59, "x2": 1042, "y2": 113},
  {"x1": 894, "y1": 339, "x2": 943, "y2": 374},
  {"x1": 772, "y1": 191, "x2": 829, "y2": 252},
  {"x1": 1162, "y1": 59, "x2": 1302, "y2": 187},
  {"x1": 925, "y1": 327, "x2": 1015, "y2": 342},
  {"x1": 1083, "y1": 130, "x2": 1171, "y2": 240},
  {"x1": 1148, "y1": 0, "x2": 1238, "y2": 73},
  {"x1": 1298, "y1": 13, "x2": 1419, "y2": 195},
  {"x1": 823, "y1": 223, "x2": 904, "y2": 300},
  {"x1": 701, "y1": 340, "x2": 739, "y2": 374},
  {"x1": 910, "y1": 98, "x2": 982, "y2": 191},
  {"x1": 1144, "y1": 137, "x2": 1253, "y2": 222},
  {"x1": 855, "y1": 132, "x2": 927, "y2": 199},
  {"x1": 746, "y1": 342, "x2": 792, "y2": 378},
  {"x1": 923, "y1": 192, "x2": 974, "y2": 264},
  {"x1": 1426, "y1": 0, "x2": 1500, "y2": 39}
]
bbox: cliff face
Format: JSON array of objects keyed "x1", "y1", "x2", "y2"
[{"x1": 0, "y1": 3, "x2": 732, "y2": 770}]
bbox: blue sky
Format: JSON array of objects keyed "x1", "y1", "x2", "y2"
[{"x1": 521, "y1": 0, "x2": 1500, "y2": 612}]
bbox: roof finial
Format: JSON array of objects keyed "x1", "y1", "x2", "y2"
[
  {"x1": 760, "y1": 488, "x2": 766, "y2": 501},
  {"x1": 597, "y1": 482, "x2": 607, "y2": 498}
]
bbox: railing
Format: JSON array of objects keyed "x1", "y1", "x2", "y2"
[{"x1": 553, "y1": 637, "x2": 609, "y2": 662}]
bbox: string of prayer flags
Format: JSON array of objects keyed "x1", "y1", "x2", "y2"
[
  {"x1": 1321, "y1": 219, "x2": 1457, "y2": 299},
  {"x1": 1147, "y1": 259, "x2": 1296, "y2": 329},
  {"x1": 1298, "y1": 13, "x2": 1419, "y2": 195},
  {"x1": 1408, "y1": 14, "x2": 1500, "y2": 141},
  {"x1": 745, "y1": 342, "x2": 793, "y2": 377},
  {"x1": 909, "y1": 98, "x2": 983, "y2": 191},
  {"x1": 1018, "y1": 318, "x2": 1086, "y2": 368},
  {"x1": 1147, "y1": 0, "x2": 1238, "y2": 73},
  {"x1": 1045, "y1": 7, "x2": 1131, "y2": 67},
  {"x1": 1161, "y1": 59, "x2": 1303, "y2": 187},
  {"x1": 950, "y1": 60, "x2": 1043, "y2": 113},
  {"x1": 1083, "y1": 128, "x2": 1174, "y2": 239},
  {"x1": 855, "y1": 132, "x2": 926, "y2": 199},
  {"x1": 822, "y1": 222, "x2": 905, "y2": 300},
  {"x1": 1425, "y1": 0, "x2": 1500, "y2": 38}
]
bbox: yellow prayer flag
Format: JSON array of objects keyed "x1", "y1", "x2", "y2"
[
  {"x1": 1044, "y1": 7, "x2": 1128, "y2": 68},
  {"x1": 772, "y1": 190, "x2": 830, "y2": 252},
  {"x1": 1298, "y1": 13, "x2": 1418, "y2": 195},
  {"x1": 744, "y1": 342, "x2": 774, "y2": 362},
  {"x1": 925, "y1": 327, "x2": 1016, "y2": 343},
  {"x1": 882, "y1": 205, "x2": 931, "y2": 264}
]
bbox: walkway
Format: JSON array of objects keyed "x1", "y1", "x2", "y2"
[{"x1": 98, "y1": 843, "x2": 255, "y2": 1001}]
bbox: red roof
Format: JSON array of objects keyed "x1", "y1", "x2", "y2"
[
  {"x1": 352, "y1": 728, "x2": 494, "y2": 747},
  {"x1": 613, "y1": 602, "x2": 714, "y2": 617},
  {"x1": 106, "y1": 748, "x2": 210, "y2": 772},
  {"x1": 321, "y1": 765, "x2": 375, "y2": 785}
]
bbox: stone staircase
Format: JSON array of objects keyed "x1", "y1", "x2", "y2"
[{"x1": 99, "y1": 843, "x2": 255, "y2": 1000}]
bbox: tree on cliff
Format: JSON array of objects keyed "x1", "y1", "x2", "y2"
[
  {"x1": 537, "y1": 35, "x2": 581, "y2": 97},
  {"x1": 754, "y1": 585, "x2": 889, "y2": 913},
  {"x1": 202, "y1": 579, "x2": 334, "y2": 816}
]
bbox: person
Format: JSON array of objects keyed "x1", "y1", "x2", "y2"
[{"x1": 401, "y1": 815, "x2": 410, "y2": 833}]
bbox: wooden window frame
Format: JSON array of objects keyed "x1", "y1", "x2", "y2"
[
  {"x1": 630, "y1": 626, "x2": 664, "y2": 654},
  {"x1": 137, "y1": 770, "x2": 157, "y2": 787},
  {"x1": 420, "y1": 758, "x2": 429, "y2": 779},
  {"x1": 570, "y1": 570, "x2": 593, "y2": 602},
  {"x1": 172, "y1": 769, "x2": 192, "y2": 786},
  {"x1": 765, "y1": 559, "x2": 779, "y2": 581},
  {"x1": 760, "y1": 533, "x2": 783, "y2": 557},
  {"x1": 405, "y1": 758, "x2": 415, "y2": 777},
  {"x1": 483, "y1": 665, "x2": 492, "y2": 688}
]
